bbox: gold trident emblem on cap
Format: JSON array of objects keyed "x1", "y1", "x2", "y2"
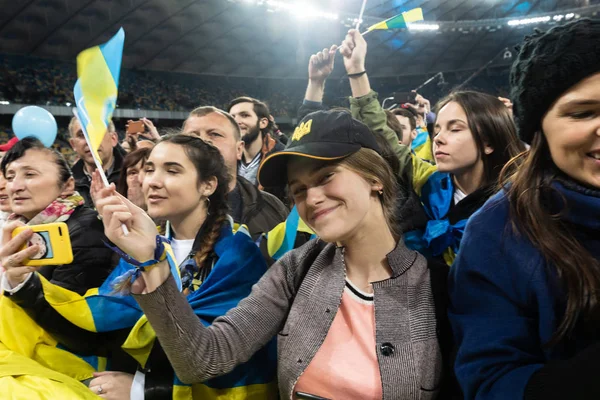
[{"x1": 292, "y1": 119, "x2": 313, "y2": 141}]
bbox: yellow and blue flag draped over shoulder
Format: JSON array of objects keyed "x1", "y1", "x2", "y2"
[
  {"x1": 403, "y1": 171, "x2": 465, "y2": 266},
  {"x1": 365, "y1": 7, "x2": 424, "y2": 32},
  {"x1": 73, "y1": 28, "x2": 124, "y2": 163},
  {"x1": 266, "y1": 206, "x2": 316, "y2": 261},
  {"x1": 0, "y1": 223, "x2": 277, "y2": 399},
  {"x1": 0, "y1": 296, "x2": 101, "y2": 399},
  {"x1": 412, "y1": 127, "x2": 435, "y2": 164}
]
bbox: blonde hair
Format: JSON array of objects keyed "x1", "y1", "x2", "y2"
[{"x1": 339, "y1": 148, "x2": 400, "y2": 238}]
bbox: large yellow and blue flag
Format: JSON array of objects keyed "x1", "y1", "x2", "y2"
[
  {"x1": 365, "y1": 7, "x2": 424, "y2": 32},
  {"x1": 73, "y1": 28, "x2": 124, "y2": 163},
  {"x1": 0, "y1": 222, "x2": 277, "y2": 399}
]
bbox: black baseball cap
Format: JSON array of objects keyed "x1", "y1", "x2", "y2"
[{"x1": 258, "y1": 110, "x2": 380, "y2": 187}]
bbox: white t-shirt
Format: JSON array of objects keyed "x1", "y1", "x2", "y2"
[
  {"x1": 170, "y1": 238, "x2": 194, "y2": 265},
  {"x1": 453, "y1": 187, "x2": 467, "y2": 205}
]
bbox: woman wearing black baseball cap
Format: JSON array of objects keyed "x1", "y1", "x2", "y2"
[
  {"x1": 449, "y1": 19, "x2": 600, "y2": 399},
  {"x1": 95, "y1": 109, "x2": 457, "y2": 399}
]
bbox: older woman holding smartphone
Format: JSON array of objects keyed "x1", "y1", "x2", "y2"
[
  {"x1": 0, "y1": 137, "x2": 116, "y2": 293},
  {"x1": 0, "y1": 137, "x2": 118, "y2": 399}
]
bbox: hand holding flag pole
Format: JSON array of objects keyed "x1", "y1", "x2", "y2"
[{"x1": 340, "y1": 7, "x2": 424, "y2": 48}]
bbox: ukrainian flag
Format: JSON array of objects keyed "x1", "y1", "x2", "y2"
[
  {"x1": 267, "y1": 206, "x2": 316, "y2": 260},
  {"x1": 0, "y1": 223, "x2": 277, "y2": 399},
  {"x1": 73, "y1": 28, "x2": 124, "y2": 163},
  {"x1": 412, "y1": 127, "x2": 435, "y2": 164},
  {"x1": 365, "y1": 8, "x2": 424, "y2": 32},
  {"x1": 0, "y1": 295, "x2": 100, "y2": 399}
]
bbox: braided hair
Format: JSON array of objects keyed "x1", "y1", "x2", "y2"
[{"x1": 159, "y1": 135, "x2": 230, "y2": 271}]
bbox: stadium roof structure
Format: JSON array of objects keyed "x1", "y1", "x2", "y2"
[{"x1": 0, "y1": 0, "x2": 598, "y2": 79}]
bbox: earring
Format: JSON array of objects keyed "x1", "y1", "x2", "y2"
[
  {"x1": 205, "y1": 197, "x2": 211, "y2": 215},
  {"x1": 378, "y1": 190, "x2": 383, "y2": 196}
]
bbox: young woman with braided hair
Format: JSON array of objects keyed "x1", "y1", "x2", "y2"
[
  {"x1": 143, "y1": 134, "x2": 232, "y2": 295},
  {"x1": 1, "y1": 134, "x2": 277, "y2": 399}
]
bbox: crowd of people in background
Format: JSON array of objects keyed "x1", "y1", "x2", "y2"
[
  {"x1": 0, "y1": 17, "x2": 598, "y2": 400},
  {"x1": 0, "y1": 53, "x2": 509, "y2": 117}
]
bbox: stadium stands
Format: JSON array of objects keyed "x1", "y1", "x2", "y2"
[{"x1": 1, "y1": 54, "x2": 510, "y2": 119}]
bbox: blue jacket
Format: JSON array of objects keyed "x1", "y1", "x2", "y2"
[{"x1": 448, "y1": 179, "x2": 600, "y2": 399}]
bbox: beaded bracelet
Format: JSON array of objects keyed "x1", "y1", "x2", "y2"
[{"x1": 104, "y1": 236, "x2": 171, "y2": 293}]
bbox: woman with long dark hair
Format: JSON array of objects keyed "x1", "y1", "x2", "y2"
[
  {"x1": 449, "y1": 19, "x2": 600, "y2": 399},
  {"x1": 332, "y1": 30, "x2": 525, "y2": 264}
]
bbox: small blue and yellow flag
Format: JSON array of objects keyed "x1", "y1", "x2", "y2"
[
  {"x1": 73, "y1": 28, "x2": 124, "y2": 163},
  {"x1": 365, "y1": 8, "x2": 424, "y2": 32}
]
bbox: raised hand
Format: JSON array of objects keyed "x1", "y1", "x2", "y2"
[
  {"x1": 308, "y1": 45, "x2": 338, "y2": 84},
  {"x1": 339, "y1": 29, "x2": 367, "y2": 75},
  {"x1": 89, "y1": 168, "x2": 107, "y2": 208},
  {"x1": 92, "y1": 170, "x2": 157, "y2": 263},
  {"x1": 140, "y1": 118, "x2": 161, "y2": 141},
  {"x1": 498, "y1": 97, "x2": 513, "y2": 116},
  {"x1": 414, "y1": 92, "x2": 431, "y2": 115}
]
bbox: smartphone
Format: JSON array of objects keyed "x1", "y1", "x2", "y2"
[
  {"x1": 12, "y1": 222, "x2": 73, "y2": 266},
  {"x1": 295, "y1": 392, "x2": 331, "y2": 400},
  {"x1": 394, "y1": 91, "x2": 417, "y2": 105},
  {"x1": 126, "y1": 120, "x2": 145, "y2": 135}
]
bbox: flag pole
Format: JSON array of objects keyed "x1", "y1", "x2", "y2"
[
  {"x1": 355, "y1": 0, "x2": 368, "y2": 30},
  {"x1": 72, "y1": 108, "x2": 129, "y2": 235}
]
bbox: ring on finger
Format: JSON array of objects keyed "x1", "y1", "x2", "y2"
[{"x1": 97, "y1": 385, "x2": 104, "y2": 394}]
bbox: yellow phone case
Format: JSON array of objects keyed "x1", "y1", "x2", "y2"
[{"x1": 12, "y1": 222, "x2": 74, "y2": 266}]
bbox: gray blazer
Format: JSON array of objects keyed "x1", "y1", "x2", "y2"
[{"x1": 135, "y1": 239, "x2": 443, "y2": 399}]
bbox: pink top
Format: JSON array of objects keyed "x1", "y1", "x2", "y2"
[{"x1": 293, "y1": 280, "x2": 383, "y2": 400}]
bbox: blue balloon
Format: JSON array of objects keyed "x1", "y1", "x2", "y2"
[{"x1": 12, "y1": 106, "x2": 58, "y2": 148}]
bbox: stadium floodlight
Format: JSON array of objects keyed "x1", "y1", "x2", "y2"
[
  {"x1": 407, "y1": 23, "x2": 440, "y2": 31},
  {"x1": 507, "y1": 16, "x2": 551, "y2": 26},
  {"x1": 264, "y1": 0, "x2": 338, "y2": 20}
]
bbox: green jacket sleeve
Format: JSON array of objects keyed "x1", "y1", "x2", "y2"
[
  {"x1": 349, "y1": 90, "x2": 413, "y2": 180},
  {"x1": 349, "y1": 90, "x2": 437, "y2": 194}
]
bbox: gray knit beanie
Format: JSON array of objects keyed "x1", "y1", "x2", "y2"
[{"x1": 510, "y1": 19, "x2": 600, "y2": 144}]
